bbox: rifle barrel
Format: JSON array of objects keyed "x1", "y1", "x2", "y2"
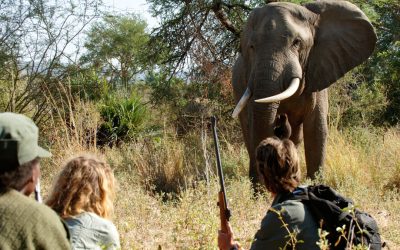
[{"x1": 211, "y1": 116, "x2": 229, "y2": 216}]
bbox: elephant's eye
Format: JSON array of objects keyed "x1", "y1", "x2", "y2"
[{"x1": 293, "y1": 38, "x2": 301, "y2": 48}]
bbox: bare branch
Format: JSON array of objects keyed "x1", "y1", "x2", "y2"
[{"x1": 211, "y1": 1, "x2": 240, "y2": 38}]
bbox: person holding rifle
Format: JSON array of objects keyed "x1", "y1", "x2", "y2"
[
  {"x1": 0, "y1": 112, "x2": 70, "y2": 249},
  {"x1": 218, "y1": 114, "x2": 319, "y2": 250}
]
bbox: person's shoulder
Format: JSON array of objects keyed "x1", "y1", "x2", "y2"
[
  {"x1": 272, "y1": 198, "x2": 305, "y2": 212},
  {"x1": 1, "y1": 189, "x2": 53, "y2": 216},
  {"x1": 21, "y1": 195, "x2": 61, "y2": 220},
  {"x1": 267, "y1": 198, "x2": 308, "y2": 223},
  {"x1": 73, "y1": 212, "x2": 120, "y2": 248},
  {"x1": 1, "y1": 188, "x2": 30, "y2": 202},
  {"x1": 78, "y1": 212, "x2": 115, "y2": 226},
  {"x1": 78, "y1": 212, "x2": 119, "y2": 234},
  {"x1": 0, "y1": 189, "x2": 70, "y2": 249},
  {"x1": 8, "y1": 190, "x2": 66, "y2": 228}
]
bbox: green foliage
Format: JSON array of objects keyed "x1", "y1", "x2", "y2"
[
  {"x1": 67, "y1": 67, "x2": 110, "y2": 101},
  {"x1": 148, "y1": 0, "x2": 400, "y2": 128},
  {"x1": 81, "y1": 14, "x2": 150, "y2": 88},
  {"x1": 361, "y1": 1, "x2": 400, "y2": 124},
  {"x1": 146, "y1": 70, "x2": 227, "y2": 135},
  {"x1": 343, "y1": 82, "x2": 387, "y2": 127},
  {"x1": 329, "y1": 70, "x2": 387, "y2": 128},
  {"x1": 147, "y1": 0, "x2": 255, "y2": 75},
  {"x1": 97, "y1": 92, "x2": 148, "y2": 145},
  {"x1": 146, "y1": 71, "x2": 186, "y2": 108},
  {"x1": 375, "y1": 42, "x2": 400, "y2": 124}
]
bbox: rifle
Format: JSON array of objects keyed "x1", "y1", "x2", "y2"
[{"x1": 211, "y1": 116, "x2": 231, "y2": 233}]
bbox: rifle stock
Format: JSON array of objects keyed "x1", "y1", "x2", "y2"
[
  {"x1": 211, "y1": 116, "x2": 231, "y2": 233},
  {"x1": 218, "y1": 191, "x2": 229, "y2": 232}
]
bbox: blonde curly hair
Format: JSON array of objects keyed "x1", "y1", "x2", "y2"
[
  {"x1": 46, "y1": 154, "x2": 116, "y2": 219},
  {"x1": 256, "y1": 137, "x2": 301, "y2": 194}
]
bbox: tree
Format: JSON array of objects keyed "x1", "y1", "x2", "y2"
[
  {"x1": 147, "y1": 0, "x2": 256, "y2": 77},
  {"x1": 148, "y1": 0, "x2": 400, "y2": 126},
  {"x1": 0, "y1": 0, "x2": 102, "y2": 124},
  {"x1": 368, "y1": 0, "x2": 400, "y2": 124},
  {"x1": 80, "y1": 14, "x2": 150, "y2": 89},
  {"x1": 147, "y1": 1, "x2": 311, "y2": 78}
]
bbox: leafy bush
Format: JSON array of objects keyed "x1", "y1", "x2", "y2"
[
  {"x1": 341, "y1": 81, "x2": 387, "y2": 127},
  {"x1": 70, "y1": 69, "x2": 110, "y2": 101},
  {"x1": 329, "y1": 70, "x2": 387, "y2": 128},
  {"x1": 97, "y1": 92, "x2": 148, "y2": 145},
  {"x1": 146, "y1": 71, "x2": 186, "y2": 107},
  {"x1": 376, "y1": 42, "x2": 400, "y2": 124}
]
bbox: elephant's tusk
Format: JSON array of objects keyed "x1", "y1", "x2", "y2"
[
  {"x1": 232, "y1": 87, "x2": 252, "y2": 119},
  {"x1": 254, "y1": 78, "x2": 300, "y2": 103}
]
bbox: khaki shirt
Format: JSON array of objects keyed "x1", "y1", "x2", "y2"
[{"x1": 0, "y1": 189, "x2": 70, "y2": 250}]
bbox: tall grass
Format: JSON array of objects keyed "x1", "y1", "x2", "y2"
[{"x1": 38, "y1": 100, "x2": 400, "y2": 249}]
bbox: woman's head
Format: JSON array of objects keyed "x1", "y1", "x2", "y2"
[
  {"x1": 256, "y1": 137, "x2": 300, "y2": 194},
  {"x1": 46, "y1": 154, "x2": 116, "y2": 219}
]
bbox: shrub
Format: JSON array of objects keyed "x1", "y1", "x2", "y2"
[
  {"x1": 329, "y1": 70, "x2": 387, "y2": 128},
  {"x1": 146, "y1": 71, "x2": 186, "y2": 108},
  {"x1": 66, "y1": 67, "x2": 110, "y2": 101},
  {"x1": 97, "y1": 92, "x2": 148, "y2": 145}
]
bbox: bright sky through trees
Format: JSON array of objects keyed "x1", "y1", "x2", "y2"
[{"x1": 103, "y1": 0, "x2": 158, "y2": 28}]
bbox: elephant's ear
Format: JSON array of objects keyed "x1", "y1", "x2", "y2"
[{"x1": 304, "y1": 0, "x2": 376, "y2": 92}]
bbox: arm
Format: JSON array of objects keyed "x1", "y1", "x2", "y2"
[
  {"x1": 250, "y1": 211, "x2": 288, "y2": 250},
  {"x1": 250, "y1": 204, "x2": 303, "y2": 250},
  {"x1": 218, "y1": 222, "x2": 244, "y2": 250},
  {"x1": 218, "y1": 205, "x2": 297, "y2": 250}
]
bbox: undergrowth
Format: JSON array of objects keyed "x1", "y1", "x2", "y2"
[{"x1": 38, "y1": 103, "x2": 400, "y2": 249}]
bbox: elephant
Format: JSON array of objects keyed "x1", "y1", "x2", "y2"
[{"x1": 231, "y1": 0, "x2": 376, "y2": 186}]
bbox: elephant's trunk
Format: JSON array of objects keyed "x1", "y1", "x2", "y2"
[
  {"x1": 249, "y1": 101, "x2": 279, "y2": 183},
  {"x1": 251, "y1": 101, "x2": 279, "y2": 151}
]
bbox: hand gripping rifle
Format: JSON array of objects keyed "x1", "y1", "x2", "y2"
[{"x1": 211, "y1": 116, "x2": 231, "y2": 233}]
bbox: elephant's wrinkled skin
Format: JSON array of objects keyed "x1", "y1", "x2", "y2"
[{"x1": 232, "y1": 1, "x2": 376, "y2": 186}]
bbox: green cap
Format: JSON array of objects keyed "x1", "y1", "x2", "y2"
[{"x1": 0, "y1": 112, "x2": 51, "y2": 166}]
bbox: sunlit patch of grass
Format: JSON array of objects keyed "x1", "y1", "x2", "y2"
[
  {"x1": 112, "y1": 177, "x2": 268, "y2": 249},
  {"x1": 324, "y1": 128, "x2": 374, "y2": 194},
  {"x1": 105, "y1": 137, "x2": 188, "y2": 195}
]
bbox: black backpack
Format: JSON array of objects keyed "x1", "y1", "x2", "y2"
[{"x1": 281, "y1": 185, "x2": 384, "y2": 250}]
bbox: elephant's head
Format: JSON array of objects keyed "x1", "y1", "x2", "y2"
[{"x1": 232, "y1": 0, "x2": 376, "y2": 148}]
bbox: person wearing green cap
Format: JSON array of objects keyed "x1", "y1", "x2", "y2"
[{"x1": 0, "y1": 112, "x2": 70, "y2": 250}]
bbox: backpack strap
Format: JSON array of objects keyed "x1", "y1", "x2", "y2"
[
  {"x1": 279, "y1": 185, "x2": 383, "y2": 250},
  {"x1": 279, "y1": 185, "x2": 353, "y2": 227}
]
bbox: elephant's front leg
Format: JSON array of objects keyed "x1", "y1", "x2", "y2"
[{"x1": 303, "y1": 91, "x2": 328, "y2": 179}]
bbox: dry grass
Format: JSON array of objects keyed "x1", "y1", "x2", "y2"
[
  {"x1": 111, "y1": 177, "x2": 268, "y2": 249},
  {"x1": 38, "y1": 104, "x2": 400, "y2": 249}
]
